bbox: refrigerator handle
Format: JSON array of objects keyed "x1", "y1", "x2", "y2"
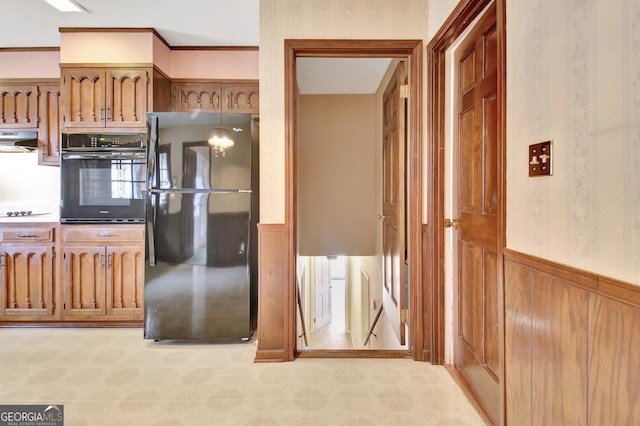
[
  {"x1": 146, "y1": 192, "x2": 157, "y2": 266},
  {"x1": 147, "y1": 115, "x2": 159, "y2": 189}
]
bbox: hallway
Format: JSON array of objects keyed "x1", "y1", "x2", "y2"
[{"x1": 0, "y1": 327, "x2": 485, "y2": 425}]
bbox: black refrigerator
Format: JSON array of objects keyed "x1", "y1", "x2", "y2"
[{"x1": 144, "y1": 112, "x2": 258, "y2": 341}]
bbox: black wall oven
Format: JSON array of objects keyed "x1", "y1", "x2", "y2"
[{"x1": 60, "y1": 133, "x2": 146, "y2": 224}]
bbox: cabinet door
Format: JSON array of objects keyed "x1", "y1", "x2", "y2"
[
  {"x1": 0, "y1": 83, "x2": 38, "y2": 128},
  {"x1": 222, "y1": 84, "x2": 259, "y2": 113},
  {"x1": 0, "y1": 244, "x2": 55, "y2": 318},
  {"x1": 61, "y1": 68, "x2": 106, "y2": 128},
  {"x1": 106, "y1": 69, "x2": 149, "y2": 128},
  {"x1": 106, "y1": 245, "x2": 143, "y2": 318},
  {"x1": 173, "y1": 83, "x2": 221, "y2": 113},
  {"x1": 38, "y1": 84, "x2": 61, "y2": 166},
  {"x1": 62, "y1": 245, "x2": 106, "y2": 317}
]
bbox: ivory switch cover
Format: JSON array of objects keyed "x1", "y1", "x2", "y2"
[{"x1": 529, "y1": 140, "x2": 552, "y2": 177}]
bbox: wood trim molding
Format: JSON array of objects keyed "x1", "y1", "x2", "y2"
[
  {"x1": 255, "y1": 223, "x2": 287, "y2": 363},
  {"x1": 425, "y1": 0, "x2": 501, "y2": 366},
  {"x1": 297, "y1": 350, "x2": 411, "y2": 359},
  {"x1": 284, "y1": 39, "x2": 423, "y2": 361},
  {"x1": 0, "y1": 47, "x2": 60, "y2": 52},
  {"x1": 59, "y1": 63, "x2": 155, "y2": 68},
  {"x1": 504, "y1": 248, "x2": 640, "y2": 308}
]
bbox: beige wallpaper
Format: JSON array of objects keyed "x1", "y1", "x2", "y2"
[
  {"x1": 507, "y1": 0, "x2": 640, "y2": 284},
  {"x1": 258, "y1": 0, "x2": 430, "y2": 224}
]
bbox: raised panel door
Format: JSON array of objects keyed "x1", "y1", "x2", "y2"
[
  {"x1": 0, "y1": 83, "x2": 38, "y2": 128},
  {"x1": 38, "y1": 83, "x2": 61, "y2": 166},
  {"x1": 0, "y1": 244, "x2": 55, "y2": 319},
  {"x1": 106, "y1": 244, "x2": 143, "y2": 318},
  {"x1": 106, "y1": 69, "x2": 149, "y2": 128},
  {"x1": 62, "y1": 245, "x2": 106, "y2": 317},
  {"x1": 222, "y1": 85, "x2": 259, "y2": 113},
  {"x1": 173, "y1": 83, "x2": 221, "y2": 113},
  {"x1": 61, "y1": 68, "x2": 105, "y2": 128}
]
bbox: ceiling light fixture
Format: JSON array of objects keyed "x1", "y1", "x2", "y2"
[{"x1": 43, "y1": 0, "x2": 85, "y2": 12}]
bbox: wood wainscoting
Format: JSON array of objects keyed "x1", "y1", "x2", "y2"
[
  {"x1": 255, "y1": 224, "x2": 288, "y2": 362},
  {"x1": 504, "y1": 249, "x2": 640, "y2": 425}
]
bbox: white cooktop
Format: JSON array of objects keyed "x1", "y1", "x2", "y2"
[{"x1": 0, "y1": 204, "x2": 59, "y2": 223}]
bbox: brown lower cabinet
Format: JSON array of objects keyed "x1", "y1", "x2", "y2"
[
  {"x1": 61, "y1": 224, "x2": 144, "y2": 321},
  {"x1": 0, "y1": 223, "x2": 57, "y2": 320},
  {"x1": 0, "y1": 223, "x2": 144, "y2": 323}
]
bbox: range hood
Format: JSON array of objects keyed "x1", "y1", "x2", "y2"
[{"x1": 0, "y1": 131, "x2": 38, "y2": 152}]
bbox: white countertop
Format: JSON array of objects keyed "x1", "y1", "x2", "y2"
[{"x1": 0, "y1": 204, "x2": 60, "y2": 223}]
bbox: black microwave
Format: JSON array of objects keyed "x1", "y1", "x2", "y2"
[{"x1": 60, "y1": 133, "x2": 147, "y2": 224}]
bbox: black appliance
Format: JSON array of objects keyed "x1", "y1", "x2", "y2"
[
  {"x1": 60, "y1": 133, "x2": 147, "y2": 224},
  {"x1": 144, "y1": 112, "x2": 259, "y2": 341}
]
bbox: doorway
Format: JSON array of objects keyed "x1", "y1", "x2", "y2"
[{"x1": 284, "y1": 39, "x2": 426, "y2": 359}]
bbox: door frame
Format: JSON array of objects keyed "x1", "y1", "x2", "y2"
[
  {"x1": 284, "y1": 39, "x2": 425, "y2": 359},
  {"x1": 426, "y1": 0, "x2": 506, "y2": 420}
]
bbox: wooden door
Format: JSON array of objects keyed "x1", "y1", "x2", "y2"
[
  {"x1": 0, "y1": 83, "x2": 38, "y2": 128},
  {"x1": 173, "y1": 82, "x2": 222, "y2": 112},
  {"x1": 61, "y1": 68, "x2": 105, "y2": 128},
  {"x1": 0, "y1": 245, "x2": 54, "y2": 318},
  {"x1": 106, "y1": 68, "x2": 149, "y2": 128},
  {"x1": 314, "y1": 257, "x2": 331, "y2": 330},
  {"x1": 106, "y1": 245, "x2": 144, "y2": 317},
  {"x1": 222, "y1": 84, "x2": 259, "y2": 113},
  {"x1": 62, "y1": 245, "x2": 106, "y2": 317},
  {"x1": 381, "y1": 61, "x2": 407, "y2": 345},
  {"x1": 451, "y1": 4, "x2": 500, "y2": 424},
  {"x1": 38, "y1": 83, "x2": 61, "y2": 166}
]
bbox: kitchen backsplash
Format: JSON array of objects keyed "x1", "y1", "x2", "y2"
[{"x1": 0, "y1": 152, "x2": 60, "y2": 205}]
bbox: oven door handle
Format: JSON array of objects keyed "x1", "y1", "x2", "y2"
[{"x1": 61, "y1": 152, "x2": 145, "y2": 160}]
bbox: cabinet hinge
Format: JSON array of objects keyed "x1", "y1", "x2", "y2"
[
  {"x1": 400, "y1": 84, "x2": 409, "y2": 99},
  {"x1": 401, "y1": 308, "x2": 409, "y2": 323},
  {"x1": 52, "y1": 301, "x2": 56, "y2": 312}
]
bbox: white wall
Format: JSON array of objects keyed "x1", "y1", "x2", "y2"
[{"x1": 0, "y1": 153, "x2": 60, "y2": 206}]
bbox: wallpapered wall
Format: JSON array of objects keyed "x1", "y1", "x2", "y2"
[
  {"x1": 507, "y1": 0, "x2": 640, "y2": 285},
  {"x1": 258, "y1": 0, "x2": 430, "y2": 224}
]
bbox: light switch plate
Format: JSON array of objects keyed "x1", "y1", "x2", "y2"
[{"x1": 529, "y1": 140, "x2": 552, "y2": 177}]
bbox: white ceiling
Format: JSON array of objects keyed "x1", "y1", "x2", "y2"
[{"x1": 1, "y1": 0, "x2": 392, "y2": 94}]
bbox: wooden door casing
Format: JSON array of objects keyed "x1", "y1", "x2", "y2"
[
  {"x1": 381, "y1": 61, "x2": 406, "y2": 346},
  {"x1": 452, "y1": 3, "x2": 500, "y2": 425}
]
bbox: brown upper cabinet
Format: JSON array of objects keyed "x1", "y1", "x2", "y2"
[
  {"x1": 0, "y1": 79, "x2": 62, "y2": 166},
  {"x1": 61, "y1": 66, "x2": 171, "y2": 131},
  {"x1": 61, "y1": 67, "x2": 149, "y2": 129},
  {"x1": 0, "y1": 82, "x2": 39, "y2": 128},
  {"x1": 37, "y1": 83, "x2": 61, "y2": 166},
  {"x1": 172, "y1": 81, "x2": 259, "y2": 114}
]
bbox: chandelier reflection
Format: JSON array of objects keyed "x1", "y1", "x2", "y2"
[{"x1": 208, "y1": 128, "x2": 234, "y2": 157}]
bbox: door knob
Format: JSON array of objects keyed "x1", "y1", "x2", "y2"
[
  {"x1": 377, "y1": 214, "x2": 389, "y2": 220},
  {"x1": 444, "y1": 219, "x2": 461, "y2": 229}
]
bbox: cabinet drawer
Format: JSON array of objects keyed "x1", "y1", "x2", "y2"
[
  {"x1": 62, "y1": 225, "x2": 144, "y2": 243},
  {"x1": 0, "y1": 227, "x2": 55, "y2": 243}
]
